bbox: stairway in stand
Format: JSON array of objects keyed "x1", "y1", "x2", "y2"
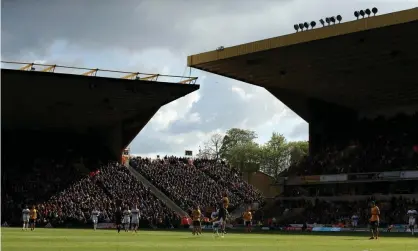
[
  {"x1": 229, "y1": 204, "x2": 247, "y2": 220},
  {"x1": 125, "y1": 163, "x2": 189, "y2": 218}
]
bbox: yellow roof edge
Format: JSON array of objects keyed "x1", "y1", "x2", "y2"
[{"x1": 187, "y1": 7, "x2": 418, "y2": 67}]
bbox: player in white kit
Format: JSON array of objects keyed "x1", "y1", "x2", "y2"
[
  {"x1": 22, "y1": 205, "x2": 30, "y2": 231},
  {"x1": 211, "y1": 208, "x2": 220, "y2": 236},
  {"x1": 351, "y1": 214, "x2": 359, "y2": 230},
  {"x1": 130, "y1": 205, "x2": 140, "y2": 233},
  {"x1": 407, "y1": 209, "x2": 417, "y2": 236},
  {"x1": 122, "y1": 207, "x2": 131, "y2": 232},
  {"x1": 91, "y1": 208, "x2": 100, "y2": 231}
]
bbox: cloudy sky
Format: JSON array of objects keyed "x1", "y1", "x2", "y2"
[{"x1": 2, "y1": 0, "x2": 417, "y2": 157}]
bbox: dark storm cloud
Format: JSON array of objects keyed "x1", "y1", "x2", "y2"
[
  {"x1": 3, "y1": 0, "x2": 417, "y2": 59},
  {"x1": 3, "y1": 0, "x2": 417, "y2": 155},
  {"x1": 1, "y1": 0, "x2": 289, "y2": 58}
]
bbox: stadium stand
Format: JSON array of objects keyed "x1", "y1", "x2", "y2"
[
  {"x1": 129, "y1": 156, "x2": 263, "y2": 214},
  {"x1": 258, "y1": 114, "x2": 418, "y2": 228},
  {"x1": 193, "y1": 159, "x2": 264, "y2": 205},
  {"x1": 40, "y1": 175, "x2": 111, "y2": 225},
  {"x1": 183, "y1": 8, "x2": 418, "y2": 232},
  {"x1": 1, "y1": 63, "x2": 199, "y2": 228},
  {"x1": 8, "y1": 162, "x2": 181, "y2": 228},
  {"x1": 2, "y1": 153, "x2": 264, "y2": 228},
  {"x1": 2, "y1": 155, "x2": 264, "y2": 228},
  {"x1": 284, "y1": 114, "x2": 418, "y2": 176},
  {"x1": 2, "y1": 154, "x2": 87, "y2": 225},
  {"x1": 3, "y1": 8, "x2": 418, "y2": 234},
  {"x1": 96, "y1": 163, "x2": 177, "y2": 227},
  {"x1": 258, "y1": 197, "x2": 418, "y2": 228}
]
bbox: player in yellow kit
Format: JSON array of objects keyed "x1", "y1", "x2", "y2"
[
  {"x1": 191, "y1": 206, "x2": 202, "y2": 236},
  {"x1": 243, "y1": 208, "x2": 253, "y2": 233},
  {"x1": 29, "y1": 205, "x2": 38, "y2": 231},
  {"x1": 221, "y1": 192, "x2": 229, "y2": 234},
  {"x1": 369, "y1": 201, "x2": 380, "y2": 240},
  {"x1": 222, "y1": 192, "x2": 229, "y2": 209}
]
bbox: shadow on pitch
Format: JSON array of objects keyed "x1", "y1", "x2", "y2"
[{"x1": 180, "y1": 236, "x2": 206, "y2": 240}]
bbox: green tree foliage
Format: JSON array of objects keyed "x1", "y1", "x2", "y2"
[
  {"x1": 202, "y1": 129, "x2": 309, "y2": 179},
  {"x1": 260, "y1": 133, "x2": 290, "y2": 178},
  {"x1": 229, "y1": 142, "x2": 261, "y2": 171},
  {"x1": 228, "y1": 141, "x2": 262, "y2": 182},
  {"x1": 287, "y1": 141, "x2": 309, "y2": 167},
  {"x1": 219, "y1": 128, "x2": 257, "y2": 160}
]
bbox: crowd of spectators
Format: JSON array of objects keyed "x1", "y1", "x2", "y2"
[
  {"x1": 4, "y1": 112, "x2": 417, "y2": 228},
  {"x1": 3, "y1": 162, "x2": 180, "y2": 228},
  {"x1": 4, "y1": 153, "x2": 263, "y2": 227},
  {"x1": 129, "y1": 156, "x2": 264, "y2": 214},
  {"x1": 284, "y1": 180, "x2": 418, "y2": 197},
  {"x1": 261, "y1": 196, "x2": 418, "y2": 227},
  {"x1": 193, "y1": 159, "x2": 264, "y2": 205},
  {"x1": 130, "y1": 157, "x2": 238, "y2": 212},
  {"x1": 38, "y1": 163, "x2": 179, "y2": 227},
  {"x1": 2, "y1": 155, "x2": 86, "y2": 224},
  {"x1": 284, "y1": 114, "x2": 418, "y2": 176},
  {"x1": 98, "y1": 163, "x2": 177, "y2": 226},
  {"x1": 39, "y1": 175, "x2": 110, "y2": 225}
]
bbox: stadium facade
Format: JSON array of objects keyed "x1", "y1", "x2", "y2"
[
  {"x1": 2, "y1": 8, "x2": 418, "y2": 233},
  {"x1": 187, "y1": 7, "x2": 418, "y2": 155},
  {"x1": 187, "y1": 8, "x2": 418, "y2": 207}
]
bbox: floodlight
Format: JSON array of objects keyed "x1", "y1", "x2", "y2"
[
  {"x1": 336, "y1": 15, "x2": 342, "y2": 23},
  {"x1": 294, "y1": 24, "x2": 299, "y2": 32},
  {"x1": 360, "y1": 10, "x2": 365, "y2": 18},
  {"x1": 325, "y1": 17, "x2": 330, "y2": 25},
  {"x1": 354, "y1": 11, "x2": 359, "y2": 19},
  {"x1": 310, "y1": 21, "x2": 316, "y2": 29},
  {"x1": 372, "y1": 7, "x2": 378, "y2": 16},
  {"x1": 319, "y1": 19, "x2": 325, "y2": 27},
  {"x1": 365, "y1": 9, "x2": 371, "y2": 17},
  {"x1": 299, "y1": 23, "x2": 304, "y2": 31},
  {"x1": 303, "y1": 22, "x2": 309, "y2": 29},
  {"x1": 330, "y1": 16, "x2": 336, "y2": 24}
]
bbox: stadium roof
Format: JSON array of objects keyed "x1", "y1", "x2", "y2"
[
  {"x1": 2, "y1": 65, "x2": 199, "y2": 149},
  {"x1": 187, "y1": 8, "x2": 418, "y2": 119}
]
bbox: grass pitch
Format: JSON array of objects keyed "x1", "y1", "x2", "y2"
[{"x1": 1, "y1": 228, "x2": 417, "y2": 251}]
